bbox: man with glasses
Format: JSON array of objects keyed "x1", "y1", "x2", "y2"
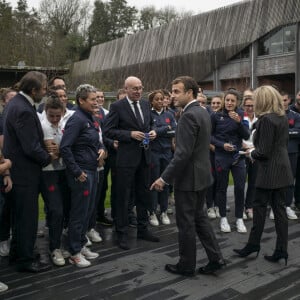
[{"x1": 103, "y1": 76, "x2": 159, "y2": 250}]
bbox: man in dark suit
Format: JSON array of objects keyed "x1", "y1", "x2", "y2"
[
  {"x1": 151, "y1": 76, "x2": 225, "y2": 276},
  {"x1": 3, "y1": 71, "x2": 55, "y2": 272},
  {"x1": 103, "y1": 76, "x2": 159, "y2": 250}
]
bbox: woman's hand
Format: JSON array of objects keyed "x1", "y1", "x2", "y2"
[{"x1": 228, "y1": 111, "x2": 241, "y2": 123}]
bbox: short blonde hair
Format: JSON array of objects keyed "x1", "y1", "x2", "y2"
[{"x1": 254, "y1": 85, "x2": 285, "y2": 117}]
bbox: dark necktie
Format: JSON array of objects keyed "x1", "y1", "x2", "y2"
[{"x1": 132, "y1": 101, "x2": 144, "y2": 128}]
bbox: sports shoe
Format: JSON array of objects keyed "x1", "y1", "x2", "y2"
[
  {"x1": 167, "y1": 207, "x2": 173, "y2": 214},
  {"x1": 149, "y1": 213, "x2": 159, "y2": 226},
  {"x1": 81, "y1": 246, "x2": 99, "y2": 260},
  {"x1": 50, "y1": 249, "x2": 65, "y2": 266},
  {"x1": 0, "y1": 240, "x2": 10, "y2": 257},
  {"x1": 246, "y1": 208, "x2": 253, "y2": 219},
  {"x1": 61, "y1": 249, "x2": 71, "y2": 258},
  {"x1": 87, "y1": 229, "x2": 102, "y2": 243},
  {"x1": 69, "y1": 253, "x2": 91, "y2": 268},
  {"x1": 0, "y1": 282, "x2": 8, "y2": 293},
  {"x1": 207, "y1": 207, "x2": 217, "y2": 219},
  {"x1": 269, "y1": 209, "x2": 274, "y2": 220},
  {"x1": 161, "y1": 212, "x2": 170, "y2": 225},
  {"x1": 220, "y1": 217, "x2": 231, "y2": 233},
  {"x1": 236, "y1": 218, "x2": 247, "y2": 233},
  {"x1": 215, "y1": 207, "x2": 220, "y2": 218},
  {"x1": 243, "y1": 211, "x2": 247, "y2": 220},
  {"x1": 85, "y1": 235, "x2": 92, "y2": 246},
  {"x1": 286, "y1": 206, "x2": 298, "y2": 220}
]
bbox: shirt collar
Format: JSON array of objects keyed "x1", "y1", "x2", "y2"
[
  {"x1": 19, "y1": 91, "x2": 35, "y2": 107},
  {"x1": 183, "y1": 99, "x2": 197, "y2": 112}
]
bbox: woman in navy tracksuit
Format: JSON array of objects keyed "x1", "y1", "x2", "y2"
[
  {"x1": 211, "y1": 89, "x2": 250, "y2": 233},
  {"x1": 60, "y1": 84, "x2": 105, "y2": 267},
  {"x1": 148, "y1": 90, "x2": 176, "y2": 226}
]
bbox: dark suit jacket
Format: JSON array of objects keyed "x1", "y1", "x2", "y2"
[
  {"x1": 103, "y1": 98, "x2": 153, "y2": 168},
  {"x1": 161, "y1": 101, "x2": 213, "y2": 191},
  {"x1": 251, "y1": 113, "x2": 293, "y2": 189},
  {"x1": 3, "y1": 93, "x2": 51, "y2": 185}
]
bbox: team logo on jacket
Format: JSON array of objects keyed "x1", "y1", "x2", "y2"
[
  {"x1": 165, "y1": 118, "x2": 170, "y2": 124},
  {"x1": 288, "y1": 119, "x2": 295, "y2": 126}
]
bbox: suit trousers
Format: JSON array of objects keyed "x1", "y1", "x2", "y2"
[
  {"x1": 9, "y1": 183, "x2": 39, "y2": 265},
  {"x1": 248, "y1": 187, "x2": 288, "y2": 253},
  {"x1": 175, "y1": 189, "x2": 223, "y2": 271},
  {"x1": 115, "y1": 156, "x2": 150, "y2": 235},
  {"x1": 294, "y1": 152, "x2": 300, "y2": 205},
  {"x1": 0, "y1": 191, "x2": 12, "y2": 242},
  {"x1": 245, "y1": 158, "x2": 258, "y2": 209}
]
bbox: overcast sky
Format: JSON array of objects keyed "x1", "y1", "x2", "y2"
[{"x1": 9, "y1": 0, "x2": 245, "y2": 14}]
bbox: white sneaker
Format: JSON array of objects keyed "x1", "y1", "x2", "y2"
[
  {"x1": 207, "y1": 208, "x2": 216, "y2": 219},
  {"x1": 215, "y1": 207, "x2": 220, "y2": 218},
  {"x1": 81, "y1": 246, "x2": 99, "y2": 260},
  {"x1": 269, "y1": 209, "x2": 274, "y2": 220},
  {"x1": 149, "y1": 213, "x2": 159, "y2": 226},
  {"x1": 87, "y1": 229, "x2": 102, "y2": 243},
  {"x1": 50, "y1": 249, "x2": 65, "y2": 266},
  {"x1": 69, "y1": 253, "x2": 91, "y2": 268},
  {"x1": 243, "y1": 211, "x2": 248, "y2": 220},
  {"x1": 236, "y1": 218, "x2": 247, "y2": 233},
  {"x1": 286, "y1": 206, "x2": 298, "y2": 220},
  {"x1": 161, "y1": 212, "x2": 170, "y2": 225},
  {"x1": 85, "y1": 235, "x2": 92, "y2": 246},
  {"x1": 61, "y1": 249, "x2": 71, "y2": 258},
  {"x1": 0, "y1": 281, "x2": 8, "y2": 292},
  {"x1": 220, "y1": 217, "x2": 231, "y2": 233},
  {"x1": 0, "y1": 240, "x2": 10, "y2": 257}
]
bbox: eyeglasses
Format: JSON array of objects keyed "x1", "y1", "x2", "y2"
[
  {"x1": 129, "y1": 86, "x2": 144, "y2": 92},
  {"x1": 244, "y1": 105, "x2": 254, "y2": 108}
]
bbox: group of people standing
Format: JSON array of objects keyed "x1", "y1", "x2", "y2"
[{"x1": 0, "y1": 71, "x2": 298, "y2": 291}]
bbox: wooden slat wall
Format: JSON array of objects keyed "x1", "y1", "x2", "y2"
[{"x1": 71, "y1": 0, "x2": 300, "y2": 90}]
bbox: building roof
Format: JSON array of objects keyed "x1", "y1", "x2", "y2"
[{"x1": 71, "y1": 0, "x2": 300, "y2": 90}]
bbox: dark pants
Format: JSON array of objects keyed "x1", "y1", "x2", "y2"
[
  {"x1": 245, "y1": 158, "x2": 258, "y2": 209},
  {"x1": 89, "y1": 170, "x2": 104, "y2": 230},
  {"x1": 248, "y1": 187, "x2": 288, "y2": 253},
  {"x1": 206, "y1": 152, "x2": 216, "y2": 209},
  {"x1": 66, "y1": 169, "x2": 98, "y2": 255},
  {"x1": 97, "y1": 152, "x2": 117, "y2": 220},
  {"x1": 175, "y1": 189, "x2": 223, "y2": 271},
  {"x1": 150, "y1": 152, "x2": 170, "y2": 213},
  {"x1": 294, "y1": 152, "x2": 300, "y2": 205},
  {"x1": 40, "y1": 170, "x2": 67, "y2": 251},
  {"x1": 0, "y1": 191, "x2": 12, "y2": 242},
  {"x1": 115, "y1": 157, "x2": 150, "y2": 236},
  {"x1": 9, "y1": 183, "x2": 39, "y2": 266},
  {"x1": 287, "y1": 153, "x2": 297, "y2": 206},
  {"x1": 215, "y1": 156, "x2": 246, "y2": 218}
]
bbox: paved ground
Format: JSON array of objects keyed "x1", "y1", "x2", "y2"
[{"x1": 1, "y1": 187, "x2": 300, "y2": 300}]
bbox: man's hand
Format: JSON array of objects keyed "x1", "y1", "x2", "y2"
[
  {"x1": 150, "y1": 177, "x2": 166, "y2": 192},
  {"x1": 97, "y1": 149, "x2": 106, "y2": 167},
  {"x1": 131, "y1": 131, "x2": 145, "y2": 141},
  {"x1": 113, "y1": 140, "x2": 119, "y2": 149},
  {"x1": 3, "y1": 176, "x2": 12, "y2": 193},
  {"x1": 149, "y1": 130, "x2": 157, "y2": 140}
]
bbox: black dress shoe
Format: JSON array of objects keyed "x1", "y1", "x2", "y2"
[
  {"x1": 137, "y1": 231, "x2": 160, "y2": 242},
  {"x1": 264, "y1": 250, "x2": 288, "y2": 266},
  {"x1": 165, "y1": 264, "x2": 195, "y2": 277},
  {"x1": 98, "y1": 216, "x2": 114, "y2": 226},
  {"x1": 129, "y1": 217, "x2": 138, "y2": 228},
  {"x1": 198, "y1": 259, "x2": 226, "y2": 275},
  {"x1": 17, "y1": 261, "x2": 52, "y2": 273},
  {"x1": 117, "y1": 234, "x2": 130, "y2": 250},
  {"x1": 233, "y1": 243, "x2": 260, "y2": 258}
]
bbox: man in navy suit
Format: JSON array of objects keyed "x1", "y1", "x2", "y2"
[
  {"x1": 3, "y1": 71, "x2": 55, "y2": 272},
  {"x1": 103, "y1": 76, "x2": 160, "y2": 250},
  {"x1": 151, "y1": 76, "x2": 224, "y2": 276}
]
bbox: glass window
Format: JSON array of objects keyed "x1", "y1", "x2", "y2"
[{"x1": 258, "y1": 24, "x2": 296, "y2": 56}]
